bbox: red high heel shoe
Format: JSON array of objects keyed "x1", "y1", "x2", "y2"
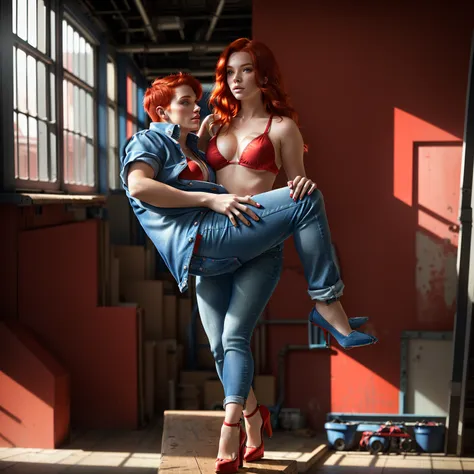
[
  {"x1": 215, "y1": 420, "x2": 247, "y2": 473},
  {"x1": 243, "y1": 404, "x2": 273, "y2": 462}
]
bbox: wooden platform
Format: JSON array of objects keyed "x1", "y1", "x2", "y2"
[{"x1": 160, "y1": 410, "x2": 298, "y2": 473}]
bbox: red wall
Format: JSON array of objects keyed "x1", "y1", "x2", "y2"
[{"x1": 254, "y1": 0, "x2": 474, "y2": 426}]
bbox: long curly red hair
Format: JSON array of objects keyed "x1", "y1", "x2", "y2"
[
  {"x1": 209, "y1": 38, "x2": 299, "y2": 128},
  {"x1": 143, "y1": 72, "x2": 202, "y2": 122}
]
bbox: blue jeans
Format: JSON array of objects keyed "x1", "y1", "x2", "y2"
[
  {"x1": 196, "y1": 246, "x2": 283, "y2": 407},
  {"x1": 191, "y1": 187, "x2": 344, "y2": 300},
  {"x1": 191, "y1": 187, "x2": 344, "y2": 407}
]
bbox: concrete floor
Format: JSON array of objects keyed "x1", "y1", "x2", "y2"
[
  {"x1": 308, "y1": 451, "x2": 474, "y2": 473},
  {"x1": 1, "y1": 421, "x2": 473, "y2": 473}
]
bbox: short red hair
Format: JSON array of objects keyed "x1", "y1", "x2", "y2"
[
  {"x1": 209, "y1": 38, "x2": 299, "y2": 128},
  {"x1": 143, "y1": 72, "x2": 203, "y2": 122}
]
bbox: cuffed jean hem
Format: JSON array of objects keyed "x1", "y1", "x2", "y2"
[
  {"x1": 308, "y1": 279, "x2": 345, "y2": 302},
  {"x1": 223, "y1": 396, "x2": 246, "y2": 408}
]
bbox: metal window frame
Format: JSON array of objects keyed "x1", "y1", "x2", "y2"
[
  {"x1": 107, "y1": 56, "x2": 120, "y2": 190},
  {"x1": 12, "y1": 0, "x2": 59, "y2": 192},
  {"x1": 399, "y1": 330, "x2": 453, "y2": 415},
  {"x1": 61, "y1": 16, "x2": 98, "y2": 193}
]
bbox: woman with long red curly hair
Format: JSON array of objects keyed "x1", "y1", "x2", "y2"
[
  {"x1": 121, "y1": 60, "x2": 376, "y2": 473},
  {"x1": 194, "y1": 38, "x2": 374, "y2": 472}
]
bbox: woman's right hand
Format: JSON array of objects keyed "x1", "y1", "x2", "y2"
[{"x1": 206, "y1": 194, "x2": 262, "y2": 227}]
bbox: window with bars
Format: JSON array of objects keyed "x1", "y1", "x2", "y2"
[
  {"x1": 62, "y1": 19, "x2": 95, "y2": 188},
  {"x1": 13, "y1": 0, "x2": 57, "y2": 189},
  {"x1": 107, "y1": 59, "x2": 120, "y2": 189},
  {"x1": 12, "y1": 0, "x2": 97, "y2": 192},
  {"x1": 127, "y1": 75, "x2": 139, "y2": 139}
]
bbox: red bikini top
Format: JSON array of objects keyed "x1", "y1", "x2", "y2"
[
  {"x1": 206, "y1": 116, "x2": 279, "y2": 175},
  {"x1": 179, "y1": 158, "x2": 204, "y2": 181}
]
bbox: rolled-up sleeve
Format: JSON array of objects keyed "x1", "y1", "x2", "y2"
[{"x1": 120, "y1": 132, "x2": 165, "y2": 189}]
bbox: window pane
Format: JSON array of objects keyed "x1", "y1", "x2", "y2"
[
  {"x1": 17, "y1": 0, "x2": 27, "y2": 40},
  {"x1": 67, "y1": 132, "x2": 74, "y2": 183},
  {"x1": 50, "y1": 8, "x2": 56, "y2": 61},
  {"x1": 132, "y1": 80, "x2": 137, "y2": 116},
  {"x1": 87, "y1": 142, "x2": 94, "y2": 186},
  {"x1": 108, "y1": 148, "x2": 117, "y2": 189},
  {"x1": 67, "y1": 24, "x2": 73, "y2": 71},
  {"x1": 108, "y1": 106, "x2": 116, "y2": 147},
  {"x1": 107, "y1": 61, "x2": 116, "y2": 101},
  {"x1": 62, "y1": 80, "x2": 68, "y2": 129},
  {"x1": 50, "y1": 131, "x2": 57, "y2": 181},
  {"x1": 18, "y1": 114, "x2": 28, "y2": 179},
  {"x1": 17, "y1": 49, "x2": 27, "y2": 113},
  {"x1": 80, "y1": 88, "x2": 86, "y2": 135},
  {"x1": 86, "y1": 43, "x2": 94, "y2": 86},
  {"x1": 14, "y1": 112, "x2": 18, "y2": 178},
  {"x1": 68, "y1": 81, "x2": 74, "y2": 130},
  {"x1": 74, "y1": 134, "x2": 80, "y2": 184},
  {"x1": 37, "y1": 61, "x2": 47, "y2": 118},
  {"x1": 126, "y1": 118, "x2": 133, "y2": 139},
  {"x1": 37, "y1": 0, "x2": 46, "y2": 54},
  {"x1": 62, "y1": 20, "x2": 67, "y2": 68},
  {"x1": 73, "y1": 31, "x2": 79, "y2": 77},
  {"x1": 27, "y1": 55, "x2": 37, "y2": 116},
  {"x1": 63, "y1": 129, "x2": 68, "y2": 182},
  {"x1": 80, "y1": 136, "x2": 87, "y2": 185},
  {"x1": 28, "y1": 116, "x2": 38, "y2": 180},
  {"x1": 74, "y1": 85, "x2": 79, "y2": 133},
  {"x1": 12, "y1": 0, "x2": 17, "y2": 34},
  {"x1": 38, "y1": 120, "x2": 48, "y2": 181},
  {"x1": 87, "y1": 93, "x2": 93, "y2": 138},
  {"x1": 79, "y1": 36, "x2": 86, "y2": 82},
  {"x1": 50, "y1": 72, "x2": 56, "y2": 122},
  {"x1": 126, "y1": 76, "x2": 132, "y2": 114},
  {"x1": 28, "y1": 0, "x2": 37, "y2": 47},
  {"x1": 13, "y1": 47, "x2": 17, "y2": 109}
]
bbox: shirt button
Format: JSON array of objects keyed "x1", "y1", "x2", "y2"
[
  {"x1": 183, "y1": 265, "x2": 188, "y2": 270},
  {"x1": 199, "y1": 267, "x2": 203, "y2": 271},
  {"x1": 188, "y1": 182, "x2": 193, "y2": 186},
  {"x1": 193, "y1": 221, "x2": 198, "y2": 226},
  {"x1": 188, "y1": 237, "x2": 194, "y2": 243}
]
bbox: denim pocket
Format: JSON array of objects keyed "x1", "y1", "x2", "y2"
[{"x1": 189, "y1": 255, "x2": 242, "y2": 276}]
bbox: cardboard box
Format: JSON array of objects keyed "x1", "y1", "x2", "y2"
[
  {"x1": 114, "y1": 245, "x2": 146, "y2": 282},
  {"x1": 144, "y1": 341, "x2": 156, "y2": 420},
  {"x1": 198, "y1": 346, "x2": 216, "y2": 370},
  {"x1": 120, "y1": 280, "x2": 164, "y2": 341},
  {"x1": 254, "y1": 375, "x2": 276, "y2": 407},
  {"x1": 180, "y1": 370, "x2": 217, "y2": 388},
  {"x1": 163, "y1": 295, "x2": 177, "y2": 339},
  {"x1": 178, "y1": 298, "x2": 193, "y2": 347},
  {"x1": 204, "y1": 380, "x2": 225, "y2": 410}
]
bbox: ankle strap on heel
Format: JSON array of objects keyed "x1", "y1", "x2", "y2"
[
  {"x1": 223, "y1": 420, "x2": 241, "y2": 428},
  {"x1": 243, "y1": 404, "x2": 260, "y2": 419}
]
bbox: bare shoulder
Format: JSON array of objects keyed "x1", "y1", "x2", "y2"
[
  {"x1": 272, "y1": 116, "x2": 302, "y2": 139},
  {"x1": 272, "y1": 116, "x2": 299, "y2": 133}
]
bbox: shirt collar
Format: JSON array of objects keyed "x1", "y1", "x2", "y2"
[{"x1": 149, "y1": 122, "x2": 199, "y2": 150}]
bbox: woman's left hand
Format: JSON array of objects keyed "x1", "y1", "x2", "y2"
[{"x1": 288, "y1": 176, "x2": 317, "y2": 200}]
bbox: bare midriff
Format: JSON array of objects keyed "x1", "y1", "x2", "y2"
[{"x1": 216, "y1": 165, "x2": 277, "y2": 196}]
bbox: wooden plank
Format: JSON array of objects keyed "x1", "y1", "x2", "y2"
[{"x1": 161, "y1": 410, "x2": 298, "y2": 473}]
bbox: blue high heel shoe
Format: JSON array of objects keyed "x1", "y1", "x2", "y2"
[
  {"x1": 348, "y1": 317, "x2": 368, "y2": 329},
  {"x1": 309, "y1": 308, "x2": 377, "y2": 350}
]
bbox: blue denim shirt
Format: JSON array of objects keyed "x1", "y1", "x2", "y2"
[{"x1": 120, "y1": 122, "x2": 228, "y2": 292}]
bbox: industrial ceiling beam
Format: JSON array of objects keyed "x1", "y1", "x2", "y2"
[
  {"x1": 131, "y1": 0, "x2": 158, "y2": 42},
  {"x1": 117, "y1": 43, "x2": 227, "y2": 54}
]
